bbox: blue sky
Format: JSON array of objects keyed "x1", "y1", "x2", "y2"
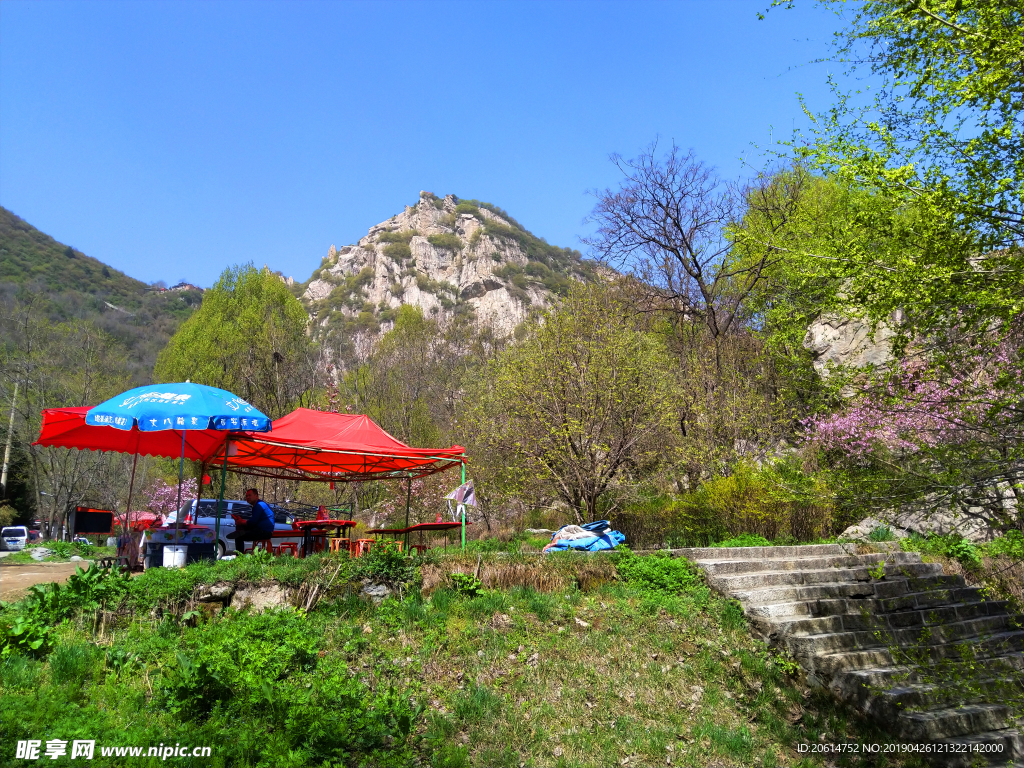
[{"x1": 0, "y1": 0, "x2": 846, "y2": 287}]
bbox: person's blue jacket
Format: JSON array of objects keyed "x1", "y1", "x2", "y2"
[{"x1": 248, "y1": 500, "x2": 276, "y2": 534}]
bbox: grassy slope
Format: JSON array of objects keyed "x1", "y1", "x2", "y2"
[
  {"x1": 0, "y1": 551, "x2": 919, "y2": 768},
  {"x1": 0, "y1": 206, "x2": 201, "y2": 382}
]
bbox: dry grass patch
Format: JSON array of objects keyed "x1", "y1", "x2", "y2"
[{"x1": 421, "y1": 552, "x2": 617, "y2": 595}]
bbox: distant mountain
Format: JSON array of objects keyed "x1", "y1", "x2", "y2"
[
  {"x1": 298, "y1": 192, "x2": 601, "y2": 344},
  {"x1": 0, "y1": 206, "x2": 202, "y2": 382}
]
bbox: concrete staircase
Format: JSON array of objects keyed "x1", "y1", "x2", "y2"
[{"x1": 676, "y1": 543, "x2": 1024, "y2": 766}]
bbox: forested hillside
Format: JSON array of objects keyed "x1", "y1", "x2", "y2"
[{"x1": 0, "y1": 206, "x2": 202, "y2": 382}]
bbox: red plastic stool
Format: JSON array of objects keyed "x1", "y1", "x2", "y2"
[
  {"x1": 276, "y1": 542, "x2": 299, "y2": 558},
  {"x1": 352, "y1": 539, "x2": 375, "y2": 558},
  {"x1": 244, "y1": 539, "x2": 270, "y2": 554}
]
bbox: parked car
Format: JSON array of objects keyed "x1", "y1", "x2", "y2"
[
  {"x1": 165, "y1": 499, "x2": 301, "y2": 558},
  {"x1": 1, "y1": 526, "x2": 29, "y2": 551}
]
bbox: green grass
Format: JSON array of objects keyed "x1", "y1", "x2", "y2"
[
  {"x1": 1, "y1": 544, "x2": 118, "y2": 564},
  {"x1": 0, "y1": 550, "x2": 923, "y2": 767}
]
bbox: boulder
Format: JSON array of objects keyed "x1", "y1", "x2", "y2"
[
  {"x1": 841, "y1": 507, "x2": 996, "y2": 543},
  {"x1": 361, "y1": 582, "x2": 392, "y2": 604},
  {"x1": 232, "y1": 584, "x2": 295, "y2": 612},
  {"x1": 196, "y1": 582, "x2": 235, "y2": 603},
  {"x1": 839, "y1": 518, "x2": 907, "y2": 541}
]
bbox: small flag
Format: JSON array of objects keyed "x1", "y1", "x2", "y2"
[{"x1": 444, "y1": 480, "x2": 475, "y2": 507}]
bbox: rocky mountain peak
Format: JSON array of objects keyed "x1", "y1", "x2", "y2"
[{"x1": 300, "y1": 192, "x2": 597, "y2": 339}]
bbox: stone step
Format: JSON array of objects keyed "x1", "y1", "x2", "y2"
[
  {"x1": 699, "y1": 551, "x2": 924, "y2": 576},
  {"x1": 677, "y1": 542, "x2": 895, "y2": 561},
  {"x1": 882, "y1": 677, "x2": 1023, "y2": 717},
  {"x1": 898, "y1": 703, "x2": 1013, "y2": 742},
  {"x1": 744, "y1": 600, "x2": 813, "y2": 620},
  {"x1": 813, "y1": 587, "x2": 993, "y2": 616},
  {"x1": 777, "y1": 600, "x2": 1016, "y2": 636},
  {"x1": 687, "y1": 543, "x2": 1021, "y2": 759},
  {"x1": 785, "y1": 615, "x2": 1017, "y2": 657},
  {"x1": 839, "y1": 654, "x2": 1024, "y2": 691},
  {"x1": 811, "y1": 631, "x2": 1024, "y2": 677},
  {"x1": 711, "y1": 562, "x2": 943, "y2": 591},
  {"x1": 934, "y1": 729, "x2": 1024, "y2": 767},
  {"x1": 734, "y1": 574, "x2": 968, "y2": 606}
]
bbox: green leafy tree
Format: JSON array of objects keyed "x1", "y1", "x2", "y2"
[
  {"x1": 155, "y1": 264, "x2": 318, "y2": 417},
  {"x1": 466, "y1": 283, "x2": 678, "y2": 522},
  {"x1": 747, "y1": 2, "x2": 1024, "y2": 527},
  {"x1": 773, "y1": 0, "x2": 1024, "y2": 346}
]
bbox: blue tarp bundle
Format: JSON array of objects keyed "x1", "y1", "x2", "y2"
[{"x1": 544, "y1": 520, "x2": 626, "y2": 552}]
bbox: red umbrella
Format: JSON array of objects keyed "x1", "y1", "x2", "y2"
[
  {"x1": 34, "y1": 407, "x2": 233, "y2": 534},
  {"x1": 35, "y1": 407, "x2": 230, "y2": 460}
]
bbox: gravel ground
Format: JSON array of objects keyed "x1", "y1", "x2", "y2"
[{"x1": 0, "y1": 560, "x2": 94, "y2": 603}]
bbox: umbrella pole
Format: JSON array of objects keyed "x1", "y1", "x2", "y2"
[
  {"x1": 215, "y1": 441, "x2": 228, "y2": 558},
  {"x1": 461, "y1": 461, "x2": 466, "y2": 552},
  {"x1": 173, "y1": 429, "x2": 187, "y2": 540},
  {"x1": 196, "y1": 462, "x2": 206, "y2": 510},
  {"x1": 124, "y1": 453, "x2": 139, "y2": 532}
]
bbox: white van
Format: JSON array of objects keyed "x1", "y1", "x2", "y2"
[
  {"x1": 1, "y1": 526, "x2": 29, "y2": 551},
  {"x1": 166, "y1": 499, "x2": 302, "y2": 558}
]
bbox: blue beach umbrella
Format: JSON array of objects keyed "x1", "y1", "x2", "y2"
[
  {"x1": 86, "y1": 381, "x2": 271, "y2": 433},
  {"x1": 87, "y1": 381, "x2": 271, "y2": 541}
]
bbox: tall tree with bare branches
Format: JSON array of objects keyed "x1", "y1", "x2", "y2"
[{"x1": 586, "y1": 143, "x2": 786, "y2": 347}]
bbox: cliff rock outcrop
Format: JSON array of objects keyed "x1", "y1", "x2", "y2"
[{"x1": 301, "y1": 192, "x2": 597, "y2": 339}]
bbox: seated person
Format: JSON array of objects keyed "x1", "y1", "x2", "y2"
[{"x1": 227, "y1": 488, "x2": 276, "y2": 549}]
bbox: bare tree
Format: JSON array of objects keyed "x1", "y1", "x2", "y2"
[{"x1": 586, "y1": 142, "x2": 787, "y2": 345}]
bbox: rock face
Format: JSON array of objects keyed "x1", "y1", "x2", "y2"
[
  {"x1": 803, "y1": 314, "x2": 896, "y2": 378},
  {"x1": 301, "y1": 192, "x2": 596, "y2": 338}
]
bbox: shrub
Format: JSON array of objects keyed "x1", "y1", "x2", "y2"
[
  {"x1": 868, "y1": 525, "x2": 896, "y2": 542},
  {"x1": 455, "y1": 202, "x2": 483, "y2": 218},
  {"x1": 614, "y1": 550, "x2": 705, "y2": 595},
  {"x1": 383, "y1": 242, "x2": 412, "y2": 263},
  {"x1": 679, "y1": 461, "x2": 836, "y2": 543},
  {"x1": 983, "y1": 530, "x2": 1024, "y2": 560},
  {"x1": 712, "y1": 534, "x2": 772, "y2": 548},
  {"x1": 358, "y1": 540, "x2": 417, "y2": 585},
  {"x1": 449, "y1": 572, "x2": 483, "y2": 596},
  {"x1": 378, "y1": 230, "x2": 417, "y2": 244},
  {"x1": 902, "y1": 533, "x2": 983, "y2": 569},
  {"x1": 427, "y1": 233, "x2": 463, "y2": 251}
]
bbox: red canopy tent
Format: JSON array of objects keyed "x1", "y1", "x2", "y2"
[
  {"x1": 36, "y1": 406, "x2": 468, "y2": 548},
  {"x1": 209, "y1": 408, "x2": 465, "y2": 482}
]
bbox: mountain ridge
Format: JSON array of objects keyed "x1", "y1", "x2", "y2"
[{"x1": 0, "y1": 206, "x2": 202, "y2": 382}]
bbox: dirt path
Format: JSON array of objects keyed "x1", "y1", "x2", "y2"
[{"x1": 0, "y1": 561, "x2": 94, "y2": 603}]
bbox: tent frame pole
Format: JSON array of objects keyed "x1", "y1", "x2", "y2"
[{"x1": 404, "y1": 475, "x2": 412, "y2": 550}]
